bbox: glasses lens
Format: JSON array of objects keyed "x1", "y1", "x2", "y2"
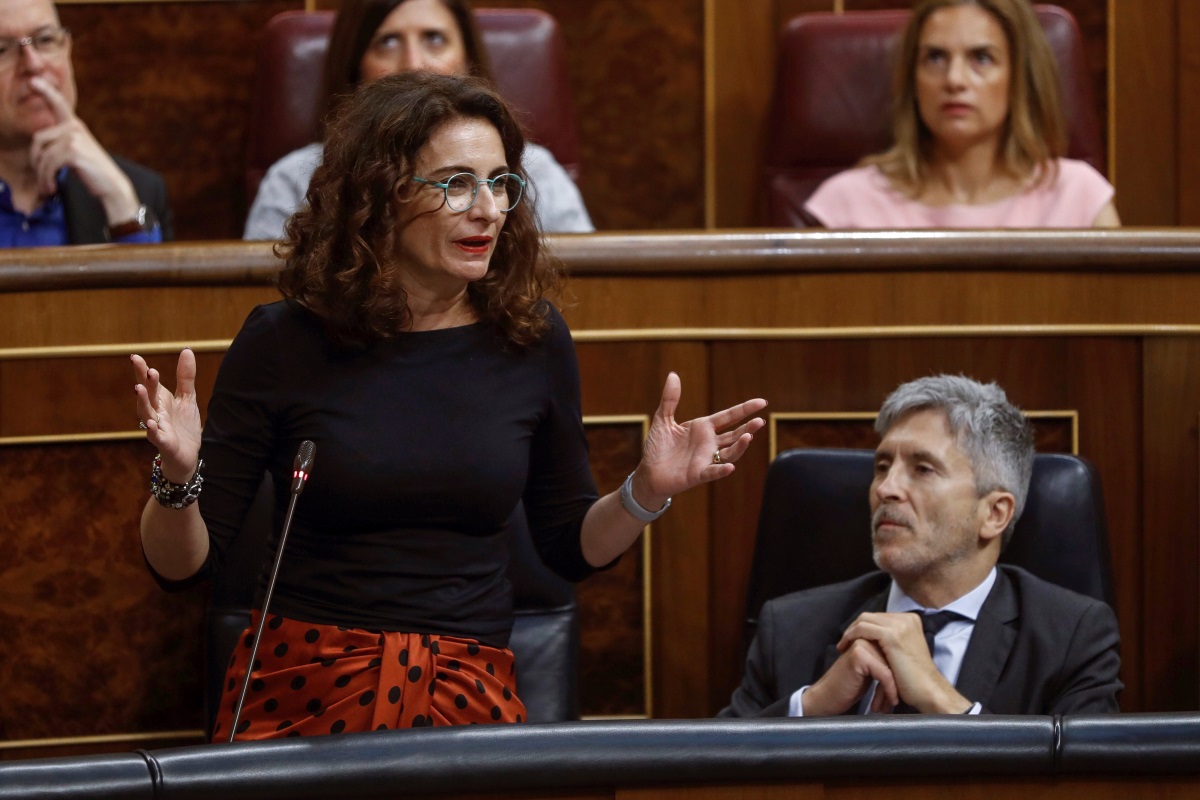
[
  {"x1": 444, "y1": 173, "x2": 477, "y2": 212},
  {"x1": 34, "y1": 30, "x2": 67, "y2": 53},
  {"x1": 495, "y1": 174, "x2": 523, "y2": 212}
]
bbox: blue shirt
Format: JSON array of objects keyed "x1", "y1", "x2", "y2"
[{"x1": 0, "y1": 170, "x2": 161, "y2": 247}]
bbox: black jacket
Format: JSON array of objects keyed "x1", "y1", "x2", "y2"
[{"x1": 720, "y1": 565, "x2": 1122, "y2": 717}]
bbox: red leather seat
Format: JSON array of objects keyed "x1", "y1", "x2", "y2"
[
  {"x1": 763, "y1": 5, "x2": 1105, "y2": 227},
  {"x1": 244, "y1": 8, "x2": 582, "y2": 205}
]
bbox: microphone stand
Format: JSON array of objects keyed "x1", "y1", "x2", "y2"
[{"x1": 227, "y1": 440, "x2": 315, "y2": 743}]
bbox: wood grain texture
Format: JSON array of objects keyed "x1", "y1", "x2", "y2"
[
  {"x1": 1141, "y1": 338, "x2": 1200, "y2": 710},
  {"x1": 1111, "y1": 0, "x2": 1178, "y2": 224},
  {"x1": 576, "y1": 341, "x2": 712, "y2": 719},
  {"x1": 346, "y1": 0, "x2": 706, "y2": 232},
  {"x1": 710, "y1": 0, "x2": 776, "y2": 227},
  {"x1": 578, "y1": 423, "x2": 646, "y2": 717},
  {"x1": 4, "y1": 235, "x2": 1200, "y2": 756},
  {"x1": 0, "y1": 440, "x2": 207, "y2": 740},
  {"x1": 59, "y1": 1, "x2": 303, "y2": 241},
  {"x1": 707, "y1": 337, "x2": 1146, "y2": 713},
  {"x1": 1179, "y1": 2, "x2": 1200, "y2": 225}
]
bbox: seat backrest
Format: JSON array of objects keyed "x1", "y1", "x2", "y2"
[
  {"x1": 743, "y1": 448, "x2": 1115, "y2": 647},
  {"x1": 205, "y1": 478, "x2": 578, "y2": 737},
  {"x1": 763, "y1": 4, "x2": 1105, "y2": 226},
  {"x1": 244, "y1": 8, "x2": 582, "y2": 204}
]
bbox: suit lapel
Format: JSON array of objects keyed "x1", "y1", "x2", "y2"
[
  {"x1": 822, "y1": 589, "x2": 889, "y2": 673},
  {"x1": 954, "y1": 568, "x2": 1018, "y2": 705}
]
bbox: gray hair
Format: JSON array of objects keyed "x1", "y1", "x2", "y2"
[{"x1": 875, "y1": 375, "x2": 1034, "y2": 547}]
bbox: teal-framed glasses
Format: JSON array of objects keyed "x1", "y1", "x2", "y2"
[
  {"x1": 0, "y1": 27, "x2": 71, "y2": 73},
  {"x1": 412, "y1": 172, "x2": 525, "y2": 213}
]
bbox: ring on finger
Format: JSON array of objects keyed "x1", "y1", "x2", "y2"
[
  {"x1": 712, "y1": 449, "x2": 723, "y2": 465},
  {"x1": 138, "y1": 420, "x2": 148, "y2": 430}
]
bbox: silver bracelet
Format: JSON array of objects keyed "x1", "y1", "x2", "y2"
[{"x1": 619, "y1": 471, "x2": 671, "y2": 523}]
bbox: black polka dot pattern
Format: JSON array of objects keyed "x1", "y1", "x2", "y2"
[{"x1": 215, "y1": 612, "x2": 526, "y2": 740}]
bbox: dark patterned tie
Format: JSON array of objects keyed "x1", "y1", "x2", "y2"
[{"x1": 892, "y1": 609, "x2": 968, "y2": 714}]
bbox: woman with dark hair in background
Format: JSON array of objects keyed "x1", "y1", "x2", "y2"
[
  {"x1": 244, "y1": 0, "x2": 592, "y2": 240},
  {"x1": 804, "y1": 0, "x2": 1119, "y2": 228},
  {"x1": 136, "y1": 72, "x2": 763, "y2": 739}
]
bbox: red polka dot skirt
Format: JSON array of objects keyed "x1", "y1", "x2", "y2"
[{"x1": 213, "y1": 612, "x2": 526, "y2": 741}]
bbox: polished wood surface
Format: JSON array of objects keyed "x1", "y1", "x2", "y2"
[{"x1": 2, "y1": 232, "x2": 1200, "y2": 759}]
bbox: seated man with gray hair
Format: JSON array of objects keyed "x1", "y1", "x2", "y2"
[{"x1": 721, "y1": 375, "x2": 1121, "y2": 717}]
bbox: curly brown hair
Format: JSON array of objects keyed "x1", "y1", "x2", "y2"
[{"x1": 277, "y1": 72, "x2": 558, "y2": 347}]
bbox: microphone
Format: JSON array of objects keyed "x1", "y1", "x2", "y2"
[{"x1": 228, "y1": 439, "x2": 316, "y2": 743}]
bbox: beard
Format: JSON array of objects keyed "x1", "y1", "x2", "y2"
[{"x1": 871, "y1": 503, "x2": 978, "y2": 579}]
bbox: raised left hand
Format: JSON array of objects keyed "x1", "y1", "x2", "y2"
[{"x1": 629, "y1": 372, "x2": 766, "y2": 509}]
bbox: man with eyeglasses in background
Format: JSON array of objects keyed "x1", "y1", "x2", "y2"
[{"x1": 0, "y1": 0, "x2": 172, "y2": 247}]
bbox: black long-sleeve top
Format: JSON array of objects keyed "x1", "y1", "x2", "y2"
[{"x1": 190, "y1": 300, "x2": 599, "y2": 648}]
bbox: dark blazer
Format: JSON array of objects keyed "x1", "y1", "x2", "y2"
[
  {"x1": 61, "y1": 155, "x2": 174, "y2": 244},
  {"x1": 719, "y1": 565, "x2": 1122, "y2": 717}
]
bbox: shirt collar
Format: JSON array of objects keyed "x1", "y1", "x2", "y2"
[{"x1": 886, "y1": 566, "x2": 997, "y2": 622}]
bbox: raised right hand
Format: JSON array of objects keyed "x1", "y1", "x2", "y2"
[{"x1": 132, "y1": 349, "x2": 202, "y2": 483}]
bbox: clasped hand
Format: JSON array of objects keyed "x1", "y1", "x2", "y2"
[{"x1": 803, "y1": 611, "x2": 969, "y2": 716}]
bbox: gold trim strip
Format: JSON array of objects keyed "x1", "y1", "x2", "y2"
[
  {"x1": 1, "y1": 324, "x2": 1198, "y2": 361},
  {"x1": 582, "y1": 414, "x2": 654, "y2": 718},
  {"x1": 570, "y1": 325, "x2": 1200, "y2": 343},
  {"x1": 0, "y1": 340, "x2": 232, "y2": 361},
  {"x1": 0, "y1": 729, "x2": 203, "y2": 751},
  {"x1": 0, "y1": 431, "x2": 145, "y2": 446}
]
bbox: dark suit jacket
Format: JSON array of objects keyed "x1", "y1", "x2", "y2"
[
  {"x1": 61, "y1": 155, "x2": 173, "y2": 244},
  {"x1": 719, "y1": 565, "x2": 1122, "y2": 717}
]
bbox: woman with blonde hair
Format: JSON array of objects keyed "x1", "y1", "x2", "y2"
[{"x1": 804, "y1": 0, "x2": 1119, "y2": 228}]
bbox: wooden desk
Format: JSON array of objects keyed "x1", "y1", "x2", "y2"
[{"x1": 1, "y1": 231, "x2": 1197, "y2": 757}]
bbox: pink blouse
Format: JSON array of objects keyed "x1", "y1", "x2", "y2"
[{"x1": 804, "y1": 159, "x2": 1114, "y2": 229}]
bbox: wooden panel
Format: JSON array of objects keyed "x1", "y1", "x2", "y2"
[
  {"x1": 1179, "y1": 1, "x2": 1200, "y2": 224},
  {"x1": 1111, "y1": 0, "x2": 1178, "y2": 224},
  {"x1": 576, "y1": 341, "x2": 711, "y2": 719},
  {"x1": 707, "y1": 337, "x2": 1145, "y2": 713},
  {"x1": 59, "y1": 1, "x2": 302, "y2": 241},
  {"x1": 709, "y1": 0, "x2": 777, "y2": 227},
  {"x1": 5, "y1": 235, "x2": 1200, "y2": 757},
  {"x1": 0, "y1": 440, "x2": 207, "y2": 740},
  {"x1": 1141, "y1": 338, "x2": 1200, "y2": 710},
  {"x1": 368, "y1": 0, "x2": 707, "y2": 232},
  {"x1": 579, "y1": 423, "x2": 647, "y2": 717},
  {"x1": 62, "y1": 0, "x2": 704, "y2": 238}
]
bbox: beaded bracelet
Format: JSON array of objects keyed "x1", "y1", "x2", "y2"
[{"x1": 150, "y1": 454, "x2": 204, "y2": 509}]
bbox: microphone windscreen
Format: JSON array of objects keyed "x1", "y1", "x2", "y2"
[{"x1": 295, "y1": 440, "x2": 316, "y2": 473}]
